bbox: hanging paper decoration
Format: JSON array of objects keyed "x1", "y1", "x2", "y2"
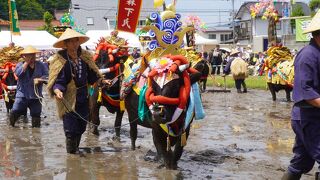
[
  {"x1": 249, "y1": 0, "x2": 279, "y2": 22},
  {"x1": 184, "y1": 15, "x2": 208, "y2": 32}
]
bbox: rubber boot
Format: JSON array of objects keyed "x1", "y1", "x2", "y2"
[
  {"x1": 243, "y1": 88, "x2": 247, "y2": 93},
  {"x1": 31, "y1": 117, "x2": 41, "y2": 128},
  {"x1": 76, "y1": 135, "x2": 81, "y2": 149},
  {"x1": 237, "y1": 89, "x2": 242, "y2": 93},
  {"x1": 316, "y1": 172, "x2": 320, "y2": 180},
  {"x1": 9, "y1": 113, "x2": 20, "y2": 127},
  {"x1": 242, "y1": 82, "x2": 247, "y2": 93},
  {"x1": 281, "y1": 171, "x2": 301, "y2": 180},
  {"x1": 66, "y1": 136, "x2": 78, "y2": 154}
]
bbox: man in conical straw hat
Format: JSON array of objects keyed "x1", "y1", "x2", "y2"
[
  {"x1": 9, "y1": 45, "x2": 48, "y2": 128},
  {"x1": 47, "y1": 28, "x2": 111, "y2": 154},
  {"x1": 282, "y1": 10, "x2": 320, "y2": 180},
  {"x1": 222, "y1": 49, "x2": 248, "y2": 93}
]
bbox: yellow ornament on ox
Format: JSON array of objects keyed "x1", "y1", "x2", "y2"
[{"x1": 154, "y1": 0, "x2": 164, "y2": 8}]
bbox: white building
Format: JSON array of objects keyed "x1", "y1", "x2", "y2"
[
  {"x1": 70, "y1": 0, "x2": 155, "y2": 30},
  {"x1": 235, "y1": 1, "x2": 310, "y2": 51}
]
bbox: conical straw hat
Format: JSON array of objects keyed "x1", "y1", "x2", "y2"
[
  {"x1": 20, "y1": 45, "x2": 40, "y2": 54},
  {"x1": 303, "y1": 10, "x2": 320, "y2": 34},
  {"x1": 53, "y1": 28, "x2": 89, "y2": 48},
  {"x1": 230, "y1": 49, "x2": 240, "y2": 56}
]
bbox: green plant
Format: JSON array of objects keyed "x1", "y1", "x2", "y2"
[
  {"x1": 309, "y1": 0, "x2": 320, "y2": 16},
  {"x1": 290, "y1": 4, "x2": 305, "y2": 30}
]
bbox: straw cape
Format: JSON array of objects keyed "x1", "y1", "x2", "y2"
[
  {"x1": 48, "y1": 28, "x2": 102, "y2": 118},
  {"x1": 53, "y1": 28, "x2": 89, "y2": 48},
  {"x1": 303, "y1": 10, "x2": 320, "y2": 34},
  {"x1": 20, "y1": 45, "x2": 40, "y2": 54},
  {"x1": 230, "y1": 57, "x2": 248, "y2": 80}
]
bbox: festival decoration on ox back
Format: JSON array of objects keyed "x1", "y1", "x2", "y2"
[
  {"x1": 135, "y1": 2, "x2": 206, "y2": 137},
  {"x1": 119, "y1": 1, "x2": 206, "y2": 169}
]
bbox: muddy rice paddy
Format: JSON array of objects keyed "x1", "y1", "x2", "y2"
[{"x1": 0, "y1": 88, "x2": 316, "y2": 179}]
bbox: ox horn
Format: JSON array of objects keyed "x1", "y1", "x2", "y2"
[
  {"x1": 99, "y1": 68, "x2": 111, "y2": 74},
  {"x1": 178, "y1": 64, "x2": 189, "y2": 72}
]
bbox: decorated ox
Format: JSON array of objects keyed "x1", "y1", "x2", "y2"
[
  {"x1": 120, "y1": 3, "x2": 205, "y2": 169},
  {"x1": 0, "y1": 62, "x2": 18, "y2": 113},
  {"x1": 262, "y1": 45, "x2": 294, "y2": 101},
  {"x1": 88, "y1": 36, "x2": 129, "y2": 137}
]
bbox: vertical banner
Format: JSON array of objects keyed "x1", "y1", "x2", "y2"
[
  {"x1": 117, "y1": 0, "x2": 142, "y2": 33},
  {"x1": 295, "y1": 18, "x2": 312, "y2": 42},
  {"x1": 8, "y1": 0, "x2": 20, "y2": 35}
]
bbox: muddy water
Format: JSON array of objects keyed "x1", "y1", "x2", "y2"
[{"x1": 0, "y1": 89, "x2": 315, "y2": 179}]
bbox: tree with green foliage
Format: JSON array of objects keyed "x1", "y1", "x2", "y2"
[
  {"x1": 17, "y1": 0, "x2": 45, "y2": 20},
  {"x1": 38, "y1": 0, "x2": 70, "y2": 16},
  {"x1": 0, "y1": 0, "x2": 70, "y2": 20},
  {"x1": 309, "y1": 0, "x2": 320, "y2": 16},
  {"x1": 38, "y1": 11, "x2": 55, "y2": 35},
  {"x1": 290, "y1": 4, "x2": 305, "y2": 31}
]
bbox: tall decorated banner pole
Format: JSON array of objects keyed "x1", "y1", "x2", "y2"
[
  {"x1": 8, "y1": 0, "x2": 21, "y2": 42},
  {"x1": 117, "y1": 0, "x2": 143, "y2": 33}
]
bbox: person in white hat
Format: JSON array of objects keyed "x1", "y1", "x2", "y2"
[
  {"x1": 282, "y1": 10, "x2": 320, "y2": 180},
  {"x1": 47, "y1": 28, "x2": 111, "y2": 154},
  {"x1": 9, "y1": 45, "x2": 48, "y2": 128},
  {"x1": 222, "y1": 49, "x2": 248, "y2": 93}
]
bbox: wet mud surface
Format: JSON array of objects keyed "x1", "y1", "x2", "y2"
[{"x1": 0, "y1": 89, "x2": 316, "y2": 179}]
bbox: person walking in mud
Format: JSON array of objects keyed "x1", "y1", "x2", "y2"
[
  {"x1": 223, "y1": 49, "x2": 248, "y2": 93},
  {"x1": 9, "y1": 46, "x2": 48, "y2": 128},
  {"x1": 282, "y1": 11, "x2": 320, "y2": 180},
  {"x1": 47, "y1": 29, "x2": 111, "y2": 154}
]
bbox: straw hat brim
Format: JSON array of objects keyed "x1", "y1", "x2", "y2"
[
  {"x1": 303, "y1": 10, "x2": 320, "y2": 34},
  {"x1": 230, "y1": 50, "x2": 240, "y2": 56},
  {"x1": 53, "y1": 28, "x2": 89, "y2": 48},
  {"x1": 20, "y1": 46, "x2": 41, "y2": 54}
]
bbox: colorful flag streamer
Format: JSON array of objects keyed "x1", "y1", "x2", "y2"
[{"x1": 8, "y1": 0, "x2": 20, "y2": 35}]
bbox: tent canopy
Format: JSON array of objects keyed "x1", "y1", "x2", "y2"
[
  {"x1": 193, "y1": 34, "x2": 218, "y2": 45},
  {"x1": 84, "y1": 30, "x2": 142, "y2": 49},
  {"x1": 83, "y1": 30, "x2": 217, "y2": 50},
  {"x1": 0, "y1": 31, "x2": 57, "y2": 50}
]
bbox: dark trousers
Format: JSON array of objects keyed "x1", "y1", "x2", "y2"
[
  {"x1": 235, "y1": 79, "x2": 247, "y2": 91},
  {"x1": 211, "y1": 65, "x2": 221, "y2": 75},
  {"x1": 63, "y1": 102, "x2": 89, "y2": 137},
  {"x1": 287, "y1": 120, "x2": 320, "y2": 175},
  {"x1": 11, "y1": 97, "x2": 41, "y2": 117}
]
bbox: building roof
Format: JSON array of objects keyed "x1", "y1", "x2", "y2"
[
  {"x1": 19, "y1": 20, "x2": 60, "y2": 30},
  {"x1": 236, "y1": 1, "x2": 311, "y2": 19},
  {"x1": 206, "y1": 25, "x2": 232, "y2": 32},
  {"x1": 0, "y1": 19, "x2": 10, "y2": 26}
]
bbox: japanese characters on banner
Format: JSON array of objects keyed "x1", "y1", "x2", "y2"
[
  {"x1": 117, "y1": 0, "x2": 142, "y2": 33},
  {"x1": 295, "y1": 18, "x2": 312, "y2": 42}
]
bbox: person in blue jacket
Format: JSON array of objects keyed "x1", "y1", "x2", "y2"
[
  {"x1": 9, "y1": 45, "x2": 48, "y2": 127},
  {"x1": 282, "y1": 11, "x2": 320, "y2": 180}
]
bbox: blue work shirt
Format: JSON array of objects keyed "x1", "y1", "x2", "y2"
[
  {"x1": 292, "y1": 39, "x2": 320, "y2": 120},
  {"x1": 15, "y1": 61, "x2": 48, "y2": 99}
]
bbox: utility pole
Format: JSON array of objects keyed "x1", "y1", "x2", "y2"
[
  {"x1": 219, "y1": 9, "x2": 221, "y2": 25},
  {"x1": 232, "y1": 0, "x2": 235, "y2": 46}
]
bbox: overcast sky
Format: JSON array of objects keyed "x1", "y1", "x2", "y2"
[{"x1": 164, "y1": 0, "x2": 310, "y2": 27}]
